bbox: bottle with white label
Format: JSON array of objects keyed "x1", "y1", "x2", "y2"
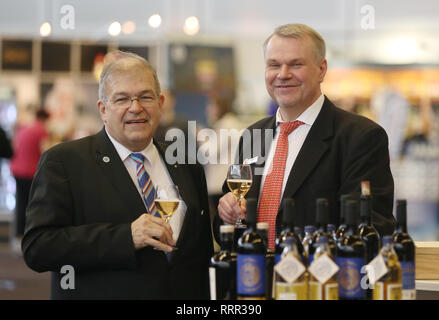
[
  {"x1": 309, "y1": 236, "x2": 339, "y2": 300},
  {"x1": 373, "y1": 236, "x2": 402, "y2": 300},
  {"x1": 274, "y1": 237, "x2": 307, "y2": 300},
  {"x1": 237, "y1": 198, "x2": 266, "y2": 300},
  {"x1": 209, "y1": 224, "x2": 236, "y2": 300},
  {"x1": 392, "y1": 199, "x2": 416, "y2": 300}
]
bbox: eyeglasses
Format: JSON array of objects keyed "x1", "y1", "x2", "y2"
[{"x1": 107, "y1": 95, "x2": 157, "y2": 108}]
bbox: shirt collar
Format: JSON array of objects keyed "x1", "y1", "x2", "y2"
[
  {"x1": 275, "y1": 94, "x2": 324, "y2": 127},
  {"x1": 105, "y1": 127, "x2": 154, "y2": 165}
]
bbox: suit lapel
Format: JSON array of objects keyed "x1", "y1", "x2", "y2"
[
  {"x1": 281, "y1": 98, "x2": 334, "y2": 201},
  {"x1": 94, "y1": 128, "x2": 146, "y2": 221},
  {"x1": 248, "y1": 116, "x2": 277, "y2": 199}
]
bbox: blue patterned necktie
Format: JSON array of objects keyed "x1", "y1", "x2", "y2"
[{"x1": 129, "y1": 153, "x2": 160, "y2": 217}]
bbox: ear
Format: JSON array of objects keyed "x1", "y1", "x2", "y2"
[
  {"x1": 318, "y1": 59, "x2": 328, "y2": 83},
  {"x1": 97, "y1": 99, "x2": 107, "y2": 124},
  {"x1": 158, "y1": 94, "x2": 165, "y2": 114}
]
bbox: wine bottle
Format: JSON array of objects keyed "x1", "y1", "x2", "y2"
[
  {"x1": 327, "y1": 224, "x2": 337, "y2": 242},
  {"x1": 336, "y1": 199, "x2": 367, "y2": 300},
  {"x1": 373, "y1": 236, "x2": 402, "y2": 300},
  {"x1": 257, "y1": 222, "x2": 274, "y2": 300},
  {"x1": 274, "y1": 237, "x2": 307, "y2": 300},
  {"x1": 209, "y1": 224, "x2": 237, "y2": 300},
  {"x1": 312, "y1": 198, "x2": 337, "y2": 264},
  {"x1": 336, "y1": 194, "x2": 354, "y2": 241},
  {"x1": 294, "y1": 226, "x2": 303, "y2": 243},
  {"x1": 358, "y1": 181, "x2": 381, "y2": 299},
  {"x1": 237, "y1": 198, "x2": 266, "y2": 300},
  {"x1": 392, "y1": 199, "x2": 416, "y2": 300},
  {"x1": 309, "y1": 236, "x2": 339, "y2": 300}
]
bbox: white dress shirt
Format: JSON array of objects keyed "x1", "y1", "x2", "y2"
[
  {"x1": 106, "y1": 129, "x2": 186, "y2": 242},
  {"x1": 258, "y1": 94, "x2": 324, "y2": 202}
]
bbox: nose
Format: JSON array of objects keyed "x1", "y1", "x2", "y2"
[
  {"x1": 128, "y1": 98, "x2": 143, "y2": 112},
  {"x1": 278, "y1": 64, "x2": 291, "y2": 79}
]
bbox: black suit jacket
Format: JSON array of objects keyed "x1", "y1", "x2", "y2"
[
  {"x1": 22, "y1": 128, "x2": 213, "y2": 299},
  {"x1": 214, "y1": 97, "x2": 395, "y2": 242}
]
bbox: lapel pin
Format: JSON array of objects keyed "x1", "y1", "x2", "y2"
[{"x1": 103, "y1": 156, "x2": 110, "y2": 163}]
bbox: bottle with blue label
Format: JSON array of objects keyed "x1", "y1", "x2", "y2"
[
  {"x1": 392, "y1": 199, "x2": 416, "y2": 300},
  {"x1": 257, "y1": 222, "x2": 274, "y2": 300},
  {"x1": 336, "y1": 199, "x2": 367, "y2": 300},
  {"x1": 237, "y1": 198, "x2": 266, "y2": 300}
]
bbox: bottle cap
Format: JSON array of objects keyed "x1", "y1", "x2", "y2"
[
  {"x1": 304, "y1": 225, "x2": 316, "y2": 234},
  {"x1": 294, "y1": 226, "x2": 302, "y2": 235},
  {"x1": 316, "y1": 198, "x2": 329, "y2": 224},
  {"x1": 282, "y1": 198, "x2": 295, "y2": 224},
  {"x1": 340, "y1": 194, "x2": 354, "y2": 219},
  {"x1": 345, "y1": 200, "x2": 359, "y2": 225},
  {"x1": 396, "y1": 199, "x2": 407, "y2": 224},
  {"x1": 220, "y1": 225, "x2": 235, "y2": 233},
  {"x1": 327, "y1": 224, "x2": 336, "y2": 232}
]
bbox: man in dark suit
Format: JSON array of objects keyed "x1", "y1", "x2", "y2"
[
  {"x1": 217, "y1": 23, "x2": 395, "y2": 250},
  {"x1": 22, "y1": 51, "x2": 213, "y2": 299}
]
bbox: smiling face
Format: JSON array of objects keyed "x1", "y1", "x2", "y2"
[
  {"x1": 97, "y1": 62, "x2": 164, "y2": 152},
  {"x1": 264, "y1": 35, "x2": 327, "y2": 119}
]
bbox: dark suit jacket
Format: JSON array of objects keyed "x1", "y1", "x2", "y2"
[
  {"x1": 214, "y1": 97, "x2": 395, "y2": 242},
  {"x1": 22, "y1": 128, "x2": 213, "y2": 299}
]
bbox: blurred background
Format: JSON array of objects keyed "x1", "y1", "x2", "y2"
[{"x1": 0, "y1": 0, "x2": 439, "y2": 298}]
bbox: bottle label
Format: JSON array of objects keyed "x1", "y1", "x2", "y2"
[
  {"x1": 400, "y1": 261, "x2": 416, "y2": 290},
  {"x1": 275, "y1": 253, "x2": 281, "y2": 265},
  {"x1": 209, "y1": 267, "x2": 216, "y2": 300},
  {"x1": 373, "y1": 282, "x2": 402, "y2": 300},
  {"x1": 237, "y1": 254, "x2": 266, "y2": 296},
  {"x1": 274, "y1": 255, "x2": 306, "y2": 284},
  {"x1": 309, "y1": 253, "x2": 314, "y2": 265},
  {"x1": 309, "y1": 253, "x2": 339, "y2": 284},
  {"x1": 275, "y1": 282, "x2": 307, "y2": 300},
  {"x1": 309, "y1": 281, "x2": 339, "y2": 300},
  {"x1": 336, "y1": 257, "x2": 366, "y2": 299}
]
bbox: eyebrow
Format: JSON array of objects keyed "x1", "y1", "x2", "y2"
[
  {"x1": 112, "y1": 90, "x2": 155, "y2": 97},
  {"x1": 266, "y1": 58, "x2": 305, "y2": 64}
]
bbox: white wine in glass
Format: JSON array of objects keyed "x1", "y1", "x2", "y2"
[
  {"x1": 227, "y1": 164, "x2": 253, "y2": 229},
  {"x1": 154, "y1": 185, "x2": 181, "y2": 250}
]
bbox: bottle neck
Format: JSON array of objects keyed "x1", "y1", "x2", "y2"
[
  {"x1": 396, "y1": 220, "x2": 408, "y2": 233},
  {"x1": 360, "y1": 196, "x2": 372, "y2": 226},
  {"x1": 220, "y1": 233, "x2": 234, "y2": 252}
]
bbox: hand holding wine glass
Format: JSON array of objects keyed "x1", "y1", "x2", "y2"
[{"x1": 227, "y1": 164, "x2": 253, "y2": 228}]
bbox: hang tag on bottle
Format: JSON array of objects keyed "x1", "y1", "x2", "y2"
[
  {"x1": 274, "y1": 255, "x2": 306, "y2": 284},
  {"x1": 366, "y1": 254, "x2": 388, "y2": 285},
  {"x1": 309, "y1": 253, "x2": 339, "y2": 284}
]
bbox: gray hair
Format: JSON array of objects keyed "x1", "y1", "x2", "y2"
[
  {"x1": 263, "y1": 23, "x2": 326, "y2": 62},
  {"x1": 98, "y1": 50, "x2": 161, "y2": 101}
]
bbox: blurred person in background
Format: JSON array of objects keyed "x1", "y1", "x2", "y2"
[{"x1": 9, "y1": 109, "x2": 50, "y2": 253}]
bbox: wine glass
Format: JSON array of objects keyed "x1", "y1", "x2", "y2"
[
  {"x1": 227, "y1": 164, "x2": 253, "y2": 229},
  {"x1": 154, "y1": 185, "x2": 180, "y2": 250}
]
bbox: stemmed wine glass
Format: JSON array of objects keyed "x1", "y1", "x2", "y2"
[
  {"x1": 154, "y1": 185, "x2": 180, "y2": 250},
  {"x1": 226, "y1": 164, "x2": 253, "y2": 229}
]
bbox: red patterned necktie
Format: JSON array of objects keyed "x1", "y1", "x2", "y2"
[{"x1": 257, "y1": 120, "x2": 304, "y2": 250}]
